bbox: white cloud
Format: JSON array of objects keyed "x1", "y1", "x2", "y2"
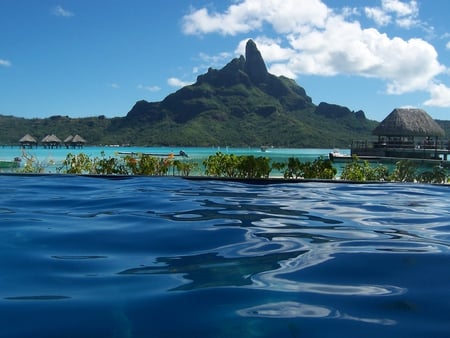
[
  {"x1": 267, "y1": 63, "x2": 297, "y2": 79},
  {"x1": 52, "y1": 5, "x2": 74, "y2": 17},
  {"x1": 424, "y1": 83, "x2": 450, "y2": 107},
  {"x1": 137, "y1": 84, "x2": 160, "y2": 92},
  {"x1": 365, "y1": 0, "x2": 419, "y2": 29},
  {"x1": 182, "y1": 0, "x2": 328, "y2": 36},
  {"x1": 446, "y1": 41, "x2": 450, "y2": 50},
  {"x1": 191, "y1": 51, "x2": 233, "y2": 75},
  {"x1": 199, "y1": 51, "x2": 232, "y2": 64},
  {"x1": 109, "y1": 83, "x2": 120, "y2": 89},
  {"x1": 167, "y1": 78, "x2": 193, "y2": 87},
  {"x1": 236, "y1": 37, "x2": 295, "y2": 63},
  {"x1": 382, "y1": 0, "x2": 418, "y2": 17},
  {"x1": 0, "y1": 59, "x2": 11, "y2": 67},
  {"x1": 181, "y1": 0, "x2": 450, "y2": 107},
  {"x1": 364, "y1": 7, "x2": 391, "y2": 26},
  {"x1": 341, "y1": 7, "x2": 360, "y2": 18}
]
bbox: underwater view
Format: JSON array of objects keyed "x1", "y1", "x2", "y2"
[{"x1": 0, "y1": 174, "x2": 449, "y2": 337}]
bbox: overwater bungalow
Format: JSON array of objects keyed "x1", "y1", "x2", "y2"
[
  {"x1": 64, "y1": 135, "x2": 73, "y2": 146},
  {"x1": 19, "y1": 134, "x2": 37, "y2": 148},
  {"x1": 41, "y1": 134, "x2": 62, "y2": 149},
  {"x1": 64, "y1": 134, "x2": 87, "y2": 148},
  {"x1": 331, "y1": 108, "x2": 449, "y2": 164}
]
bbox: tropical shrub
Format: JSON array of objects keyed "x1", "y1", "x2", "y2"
[
  {"x1": 203, "y1": 152, "x2": 272, "y2": 178},
  {"x1": 416, "y1": 165, "x2": 448, "y2": 184},
  {"x1": 93, "y1": 152, "x2": 128, "y2": 175},
  {"x1": 173, "y1": 160, "x2": 198, "y2": 176},
  {"x1": 203, "y1": 152, "x2": 240, "y2": 177},
  {"x1": 389, "y1": 160, "x2": 417, "y2": 182},
  {"x1": 59, "y1": 153, "x2": 93, "y2": 174},
  {"x1": 341, "y1": 156, "x2": 389, "y2": 181},
  {"x1": 283, "y1": 157, "x2": 336, "y2": 179},
  {"x1": 271, "y1": 161, "x2": 286, "y2": 176},
  {"x1": 125, "y1": 154, "x2": 172, "y2": 175},
  {"x1": 20, "y1": 151, "x2": 55, "y2": 174},
  {"x1": 301, "y1": 157, "x2": 337, "y2": 179},
  {"x1": 24, "y1": 150, "x2": 450, "y2": 184},
  {"x1": 283, "y1": 157, "x2": 301, "y2": 179},
  {"x1": 236, "y1": 155, "x2": 271, "y2": 178}
]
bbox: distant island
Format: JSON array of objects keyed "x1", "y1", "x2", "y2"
[{"x1": 1, "y1": 39, "x2": 449, "y2": 148}]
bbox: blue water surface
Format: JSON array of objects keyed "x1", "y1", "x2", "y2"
[{"x1": 0, "y1": 175, "x2": 449, "y2": 337}]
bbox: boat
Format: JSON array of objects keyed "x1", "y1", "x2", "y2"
[
  {"x1": 0, "y1": 157, "x2": 21, "y2": 169},
  {"x1": 117, "y1": 150, "x2": 189, "y2": 158},
  {"x1": 328, "y1": 149, "x2": 351, "y2": 161},
  {"x1": 332, "y1": 108, "x2": 450, "y2": 166}
]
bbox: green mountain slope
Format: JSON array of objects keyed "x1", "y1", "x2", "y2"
[
  {"x1": 122, "y1": 39, "x2": 378, "y2": 147},
  {"x1": 0, "y1": 39, "x2": 413, "y2": 147}
]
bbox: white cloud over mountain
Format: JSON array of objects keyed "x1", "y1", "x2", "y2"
[{"x1": 182, "y1": 0, "x2": 450, "y2": 108}]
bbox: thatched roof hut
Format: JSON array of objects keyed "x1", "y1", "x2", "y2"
[
  {"x1": 41, "y1": 134, "x2": 62, "y2": 143},
  {"x1": 19, "y1": 134, "x2": 37, "y2": 148},
  {"x1": 72, "y1": 134, "x2": 86, "y2": 144},
  {"x1": 41, "y1": 134, "x2": 62, "y2": 148},
  {"x1": 64, "y1": 134, "x2": 87, "y2": 148},
  {"x1": 64, "y1": 135, "x2": 73, "y2": 143},
  {"x1": 373, "y1": 108, "x2": 445, "y2": 137}
]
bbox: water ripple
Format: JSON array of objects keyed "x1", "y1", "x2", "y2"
[{"x1": 1, "y1": 176, "x2": 450, "y2": 337}]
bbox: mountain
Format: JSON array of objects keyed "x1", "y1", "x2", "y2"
[
  {"x1": 122, "y1": 39, "x2": 377, "y2": 147},
  {"x1": 0, "y1": 39, "x2": 384, "y2": 147}
]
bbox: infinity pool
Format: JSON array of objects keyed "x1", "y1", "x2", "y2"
[{"x1": 0, "y1": 175, "x2": 449, "y2": 337}]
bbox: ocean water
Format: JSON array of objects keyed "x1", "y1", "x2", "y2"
[{"x1": 0, "y1": 174, "x2": 449, "y2": 337}]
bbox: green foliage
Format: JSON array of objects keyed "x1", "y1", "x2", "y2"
[
  {"x1": 203, "y1": 152, "x2": 272, "y2": 178},
  {"x1": 173, "y1": 160, "x2": 199, "y2": 176},
  {"x1": 283, "y1": 157, "x2": 303, "y2": 179},
  {"x1": 283, "y1": 157, "x2": 336, "y2": 179},
  {"x1": 15, "y1": 150, "x2": 450, "y2": 184},
  {"x1": 416, "y1": 166, "x2": 447, "y2": 184},
  {"x1": 301, "y1": 157, "x2": 337, "y2": 179},
  {"x1": 236, "y1": 155, "x2": 271, "y2": 178},
  {"x1": 341, "y1": 156, "x2": 389, "y2": 181},
  {"x1": 340, "y1": 157, "x2": 449, "y2": 183},
  {"x1": 57, "y1": 152, "x2": 197, "y2": 176},
  {"x1": 271, "y1": 161, "x2": 286, "y2": 175},
  {"x1": 203, "y1": 152, "x2": 243, "y2": 177},
  {"x1": 19, "y1": 151, "x2": 55, "y2": 173},
  {"x1": 125, "y1": 154, "x2": 172, "y2": 176},
  {"x1": 59, "y1": 153, "x2": 94, "y2": 174},
  {"x1": 93, "y1": 152, "x2": 128, "y2": 175},
  {"x1": 388, "y1": 160, "x2": 417, "y2": 182},
  {"x1": 126, "y1": 154, "x2": 158, "y2": 175}
]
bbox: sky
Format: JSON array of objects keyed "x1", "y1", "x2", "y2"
[{"x1": 1, "y1": 0, "x2": 450, "y2": 122}]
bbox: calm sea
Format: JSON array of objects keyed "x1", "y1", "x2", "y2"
[{"x1": 0, "y1": 174, "x2": 449, "y2": 337}]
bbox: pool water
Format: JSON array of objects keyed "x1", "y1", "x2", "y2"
[{"x1": 0, "y1": 175, "x2": 449, "y2": 337}]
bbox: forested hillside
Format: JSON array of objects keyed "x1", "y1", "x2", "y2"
[{"x1": 6, "y1": 40, "x2": 445, "y2": 148}]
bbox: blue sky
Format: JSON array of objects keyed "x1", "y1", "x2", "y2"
[{"x1": 1, "y1": 0, "x2": 450, "y2": 122}]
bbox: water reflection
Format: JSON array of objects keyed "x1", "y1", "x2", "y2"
[
  {"x1": 117, "y1": 188, "x2": 414, "y2": 298},
  {"x1": 119, "y1": 250, "x2": 305, "y2": 290},
  {"x1": 2, "y1": 176, "x2": 450, "y2": 337},
  {"x1": 237, "y1": 301, "x2": 396, "y2": 326}
]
